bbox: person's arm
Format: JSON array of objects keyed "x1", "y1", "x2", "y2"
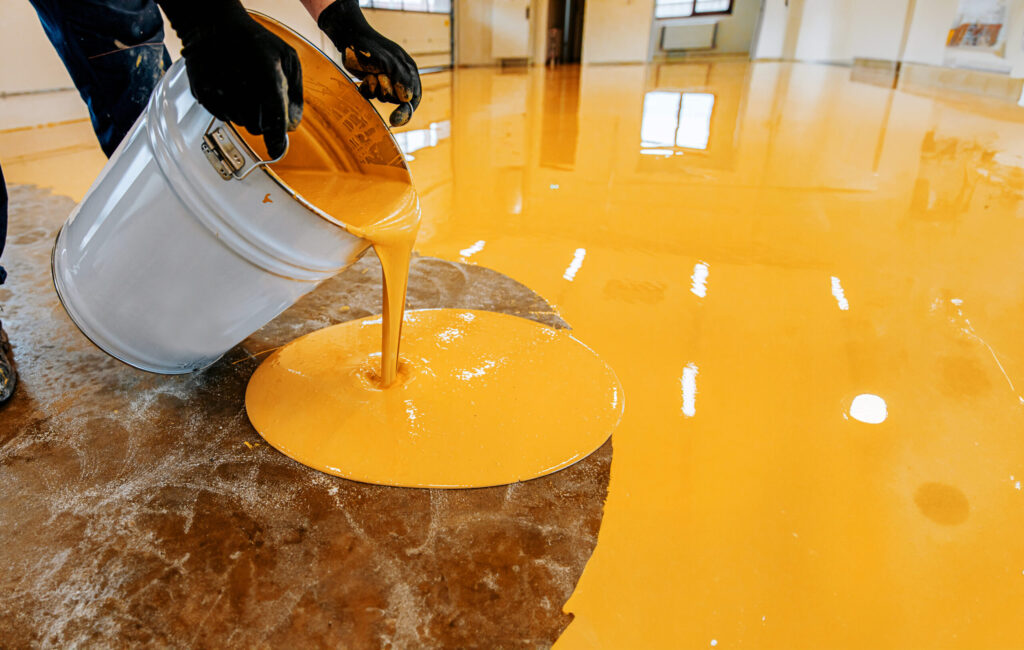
[
  {"x1": 300, "y1": 0, "x2": 335, "y2": 18},
  {"x1": 158, "y1": 0, "x2": 303, "y2": 157},
  {"x1": 303, "y1": 0, "x2": 422, "y2": 126}
]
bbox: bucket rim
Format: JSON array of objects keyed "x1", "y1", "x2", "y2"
[{"x1": 233, "y1": 10, "x2": 415, "y2": 235}]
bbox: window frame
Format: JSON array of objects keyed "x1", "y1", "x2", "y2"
[
  {"x1": 653, "y1": 0, "x2": 734, "y2": 20},
  {"x1": 358, "y1": 0, "x2": 451, "y2": 15}
]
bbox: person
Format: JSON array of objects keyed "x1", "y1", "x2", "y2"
[
  {"x1": 0, "y1": 0, "x2": 422, "y2": 404},
  {"x1": 0, "y1": 169, "x2": 10, "y2": 402}
]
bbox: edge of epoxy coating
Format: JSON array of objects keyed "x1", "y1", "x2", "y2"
[
  {"x1": 252, "y1": 411, "x2": 618, "y2": 487},
  {"x1": 243, "y1": 309, "x2": 625, "y2": 489},
  {"x1": 252, "y1": 419, "x2": 616, "y2": 490}
]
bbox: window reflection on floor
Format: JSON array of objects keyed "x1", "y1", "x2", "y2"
[
  {"x1": 640, "y1": 90, "x2": 715, "y2": 153},
  {"x1": 392, "y1": 119, "x2": 451, "y2": 160}
]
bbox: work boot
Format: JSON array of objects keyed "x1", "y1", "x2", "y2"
[{"x1": 0, "y1": 321, "x2": 16, "y2": 404}]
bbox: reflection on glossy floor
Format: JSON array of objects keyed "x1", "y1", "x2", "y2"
[{"x1": 6, "y1": 60, "x2": 1024, "y2": 647}]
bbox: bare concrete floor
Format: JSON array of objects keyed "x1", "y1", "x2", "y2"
[{"x1": 0, "y1": 184, "x2": 610, "y2": 647}]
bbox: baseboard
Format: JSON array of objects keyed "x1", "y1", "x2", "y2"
[
  {"x1": 498, "y1": 57, "x2": 529, "y2": 67},
  {"x1": 851, "y1": 58, "x2": 901, "y2": 89},
  {"x1": 898, "y1": 61, "x2": 1024, "y2": 103},
  {"x1": 656, "y1": 51, "x2": 749, "y2": 62}
]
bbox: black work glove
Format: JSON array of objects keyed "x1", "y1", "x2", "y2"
[
  {"x1": 318, "y1": 0, "x2": 421, "y2": 126},
  {"x1": 158, "y1": 0, "x2": 303, "y2": 158}
]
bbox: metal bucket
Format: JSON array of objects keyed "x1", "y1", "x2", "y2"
[{"x1": 52, "y1": 13, "x2": 412, "y2": 374}]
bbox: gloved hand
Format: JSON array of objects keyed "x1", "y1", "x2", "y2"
[
  {"x1": 158, "y1": 0, "x2": 303, "y2": 158},
  {"x1": 317, "y1": 0, "x2": 421, "y2": 126}
]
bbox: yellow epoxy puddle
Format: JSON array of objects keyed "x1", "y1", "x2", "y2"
[{"x1": 245, "y1": 308, "x2": 623, "y2": 487}]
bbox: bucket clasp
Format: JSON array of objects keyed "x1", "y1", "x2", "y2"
[{"x1": 201, "y1": 116, "x2": 288, "y2": 181}]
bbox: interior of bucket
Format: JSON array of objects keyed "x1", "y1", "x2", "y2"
[{"x1": 235, "y1": 12, "x2": 414, "y2": 230}]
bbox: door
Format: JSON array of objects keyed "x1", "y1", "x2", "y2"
[{"x1": 492, "y1": 0, "x2": 531, "y2": 59}]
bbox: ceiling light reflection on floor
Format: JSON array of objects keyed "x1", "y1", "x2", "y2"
[
  {"x1": 681, "y1": 362, "x2": 698, "y2": 417},
  {"x1": 691, "y1": 262, "x2": 709, "y2": 298},
  {"x1": 563, "y1": 248, "x2": 587, "y2": 281},
  {"x1": 459, "y1": 240, "x2": 486, "y2": 259},
  {"x1": 830, "y1": 276, "x2": 850, "y2": 311},
  {"x1": 849, "y1": 394, "x2": 888, "y2": 424}
]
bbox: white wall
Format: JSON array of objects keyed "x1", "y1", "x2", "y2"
[
  {"x1": 455, "y1": 0, "x2": 495, "y2": 65},
  {"x1": 364, "y1": 9, "x2": 451, "y2": 68},
  {"x1": 790, "y1": 0, "x2": 850, "y2": 62},
  {"x1": 530, "y1": 0, "x2": 551, "y2": 63},
  {"x1": 245, "y1": 2, "x2": 451, "y2": 68},
  {"x1": 0, "y1": 1, "x2": 78, "y2": 94},
  {"x1": 713, "y1": 0, "x2": 762, "y2": 53},
  {"x1": 793, "y1": 0, "x2": 910, "y2": 63},
  {"x1": 455, "y1": 0, "x2": 547, "y2": 66},
  {"x1": 581, "y1": 0, "x2": 656, "y2": 64},
  {"x1": 752, "y1": 0, "x2": 789, "y2": 59},
  {"x1": 847, "y1": 0, "x2": 911, "y2": 61},
  {"x1": 0, "y1": 2, "x2": 449, "y2": 98},
  {"x1": 1007, "y1": 1, "x2": 1024, "y2": 77},
  {"x1": 652, "y1": 0, "x2": 761, "y2": 57},
  {"x1": 902, "y1": 0, "x2": 960, "y2": 66},
  {"x1": 755, "y1": 0, "x2": 1024, "y2": 78}
]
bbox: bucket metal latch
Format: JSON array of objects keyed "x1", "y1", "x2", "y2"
[{"x1": 201, "y1": 117, "x2": 288, "y2": 181}]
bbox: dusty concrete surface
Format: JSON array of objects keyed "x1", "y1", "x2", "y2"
[{"x1": 0, "y1": 185, "x2": 611, "y2": 648}]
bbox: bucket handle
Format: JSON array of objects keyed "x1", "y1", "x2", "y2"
[{"x1": 201, "y1": 116, "x2": 289, "y2": 181}]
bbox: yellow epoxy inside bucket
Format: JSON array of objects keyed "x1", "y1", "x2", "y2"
[{"x1": 245, "y1": 309, "x2": 623, "y2": 488}]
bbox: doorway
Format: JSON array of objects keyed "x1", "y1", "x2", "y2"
[{"x1": 545, "y1": 0, "x2": 585, "y2": 64}]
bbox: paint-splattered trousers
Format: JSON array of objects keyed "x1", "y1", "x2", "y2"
[
  {"x1": 0, "y1": 166, "x2": 6, "y2": 287},
  {"x1": 0, "y1": 0, "x2": 172, "y2": 285}
]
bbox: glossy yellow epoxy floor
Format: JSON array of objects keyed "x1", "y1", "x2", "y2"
[{"x1": 6, "y1": 61, "x2": 1024, "y2": 647}]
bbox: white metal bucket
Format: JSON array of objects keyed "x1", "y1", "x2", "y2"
[{"x1": 52, "y1": 14, "x2": 411, "y2": 374}]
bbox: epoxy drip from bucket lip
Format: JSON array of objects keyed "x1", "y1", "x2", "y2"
[
  {"x1": 245, "y1": 309, "x2": 625, "y2": 488},
  {"x1": 241, "y1": 14, "x2": 423, "y2": 385}
]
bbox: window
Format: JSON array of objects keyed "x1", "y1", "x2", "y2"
[
  {"x1": 654, "y1": 0, "x2": 731, "y2": 19},
  {"x1": 641, "y1": 91, "x2": 715, "y2": 152},
  {"x1": 358, "y1": 0, "x2": 451, "y2": 13}
]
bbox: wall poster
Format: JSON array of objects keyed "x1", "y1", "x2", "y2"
[{"x1": 945, "y1": 0, "x2": 1011, "y2": 72}]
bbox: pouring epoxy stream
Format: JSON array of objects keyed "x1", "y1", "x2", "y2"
[{"x1": 0, "y1": 0, "x2": 420, "y2": 403}]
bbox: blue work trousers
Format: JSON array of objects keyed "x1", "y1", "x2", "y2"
[{"x1": 0, "y1": 0, "x2": 171, "y2": 285}]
